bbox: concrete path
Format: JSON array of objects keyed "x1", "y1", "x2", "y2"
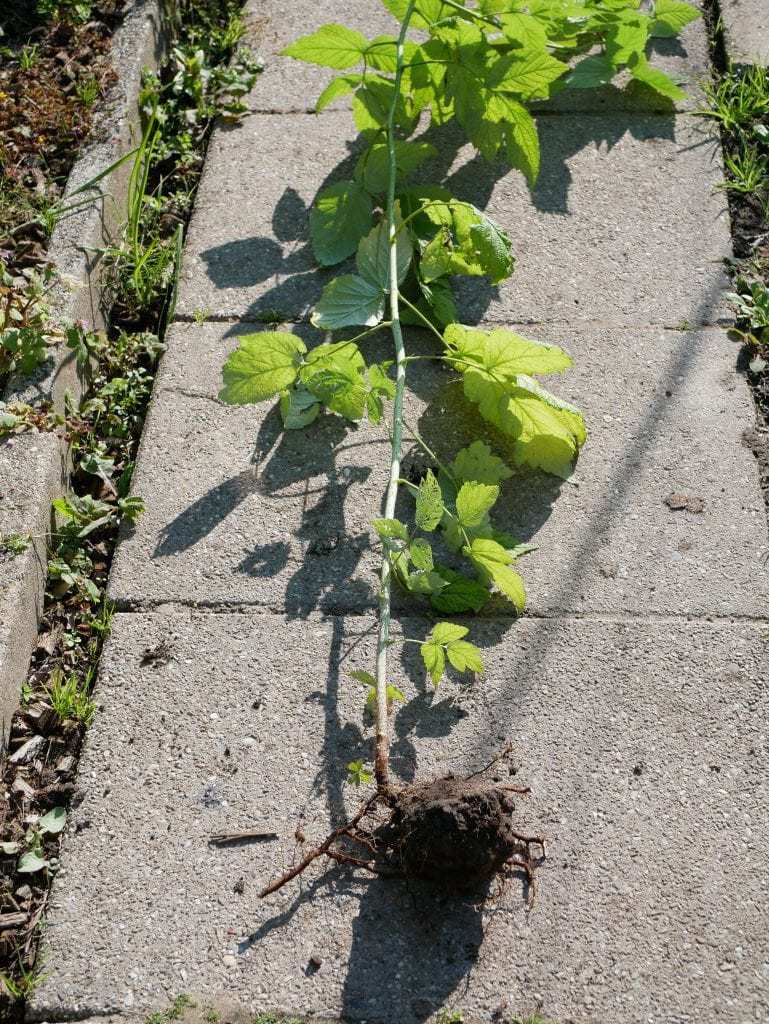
[{"x1": 31, "y1": 3, "x2": 769, "y2": 1022}]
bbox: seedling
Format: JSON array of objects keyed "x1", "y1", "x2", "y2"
[{"x1": 220, "y1": 0, "x2": 698, "y2": 895}]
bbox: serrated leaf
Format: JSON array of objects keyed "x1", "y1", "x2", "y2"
[
  {"x1": 356, "y1": 140, "x2": 437, "y2": 194},
  {"x1": 415, "y1": 469, "x2": 444, "y2": 532},
  {"x1": 17, "y1": 850, "x2": 49, "y2": 873},
  {"x1": 409, "y1": 537, "x2": 434, "y2": 571},
  {"x1": 300, "y1": 340, "x2": 368, "y2": 419},
  {"x1": 490, "y1": 48, "x2": 569, "y2": 99},
  {"x1": 220, "y1": 332, "x2": 305, "y2": 405},
  {"x1": 450, "y1": 441, "x2": 512, "y2": 485},
  {"x1": 373, "y1": 517, "x2": 409, "y2": 541},
  {"x1": 310, "y1": 181, "x2": 374, "y2": 266},
  {"x1": 629, "y1": 56, "x2": 686, "y2": 101},
  {"x1": 39, "y1": 806, "x2": 66, "y2": 834},
  {"x1": 606, "y1": 16, "x2": 648, "y2": 66},
  {"x1": 282, "y1": 24, "x2": 369, "y2": 69},
  {"x1": 465, "y1": 537, "x2": 526, "y2": 611},
  {"x1": 430, "y1": 572, "x2": 490, "y2": 614},
  {"x1": 444, "y1": 323, "x2": 573, "y2": 377},
  {"x1": 315, "y1": 73, "x2": 362, "y2": 111},
  {"x1": 280, "y1": 387, "x2": 321, "y2": 429},
  {"x1": 564, "y1": 54, "x2": 616, "y2": 90},
  {"x1": 431, "y1": 621, "x2": 469, "y2": 645},
  {"x1": 421, "y1": 201, "x2": 514, "y2": 284},
  {"x1": 381, "y1": 0, "x2": 462, "y2": 30},
  {"x1": 446, "y1": 639, "x2": 484, "y2": 674},
  {"x1": 406, "y1": 569, "x2": 448, "y2": 594},
  {"x1": 651, "y1": 0, "x2": 699, "y2": 38},
  {"x1": 355, "y1": 205, "x2": 412, "y2": 288},
  {"x1": 455, "y1": 481, "x2": 500, "y2": 528},
  {"x1": 311, "y1": 274, "x2": 385, "y2": 329},
  {"x1": 420, "y1": 640, "x2": 445, "y2": 685}
]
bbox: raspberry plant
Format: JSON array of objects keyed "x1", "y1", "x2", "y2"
[{"x1": 220, "y1": 0, "x2": 698, "y2": 792}]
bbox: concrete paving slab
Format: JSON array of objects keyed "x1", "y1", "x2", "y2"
[
  {"x1": 30, "y1": 611, "x2": 769, "y2": 1022},
  {"x1": 108, "y1": 319, "x2": 767, "y2": 618},
  {"x1": 721, "y1": 0, "x2": 769, "y2": 66},
  {"x1": 175, "y1": 111, "x2": 731, "y2": 327},
  {"x1": 244, "y1": 0, "x2": 710, "y2": 115},
  {"x1": 0, "y1": 432, "x2": 62, "y2": 743}
]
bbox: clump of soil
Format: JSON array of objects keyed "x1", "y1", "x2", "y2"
[{"x1": 378, "y1": 776, "x2": 541, "y2": 888}]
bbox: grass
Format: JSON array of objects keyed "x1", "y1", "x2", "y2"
[
  {"x1": 145, "y1": 994, "x2": 195, "y2": 1024},
  {"x1": 46, "y1": 666, "x2": 97, "y2": 726}
]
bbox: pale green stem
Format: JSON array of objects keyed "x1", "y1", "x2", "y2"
[{"x1": 374, "y1": 0, "x2": 417, "y2": 792}]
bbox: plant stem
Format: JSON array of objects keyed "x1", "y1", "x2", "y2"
[{"x1": 374, "y1": 0, "x2": 417, "y2": 792}]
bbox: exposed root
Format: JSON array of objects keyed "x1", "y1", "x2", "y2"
[{"x1": 244, "y1": 771, "x2": 545, "y2": 903}]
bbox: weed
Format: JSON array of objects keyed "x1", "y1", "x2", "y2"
[
  {"x1": 46, "y1": 666, "x2": 97, "y2": 725},
  {"x1": 436, "y1": 1012, "x2": 464, "y2": 1024},
  {"x1": 36, "y1": 0, "x2": 93, "y2": 24},
  {"x1": 0, "y1": 959, "x2": 44, "y2": 998},
  {"x1": 0, "y1": 257, "x2": 55, "y2": 380},
  {"x1": 75, "y1": 74, "x2": 100, "y2": 108},
  {"x1": 252, "y1": 1015, "x2": 305, "y2": 1024},
  {"x1": 0, "y1": 532, "x2": 31, "y2": 555},
  {"x1": 19, "y1": 44, "x2": 39, "y2": 70},
  {"x1": 193, "y1": 306, "x2": 211, "y2": 324},
  {"x1": 146, "y1": 995, "x2": 195, "y2": 1024},
  {"x1": 202, "y1": 1009, "x2": 221, "y2": 1024}
]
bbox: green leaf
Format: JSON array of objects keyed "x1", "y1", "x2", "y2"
[
  {"x1": 450, "y1": 441, "x2": 512, "y2": 485},
  {"x1": 356, "y1": 140, "x2": 437, "y2": 194},
  {"x1": 464, "y1": 537, "x2": 526, "y2": 611},
  {"x1": 430, "y1": 571, "x2": 490, "y2": 614},
  {"x1": 300, "y1": 340, "x2": 368, "y2": 419},
  {"x1": 564, "y1": 54, "x2": 616, "y2": 90},
  {"x1": 431, "y1": 621, "x2": 469, "y2": 645},
  {"x1": 421, "y1": 201, "x2": 514, "y2": 284},
  {"x1": 366, "y1": 683, "x2": 406, "y2": 708},
  {"x1": 406, "y1": 569, "x2": 448, "y2": 594},
  {"x1": 315, "y1": 73, "x2": 362, "y2": 112},
  {"x1": 350, "y1": 669, "x2": 377, "y2": 687},
  {"x1": 39, "y1": 806, "x2": 66, "y2": 835},
  {"x1": 444, "y1": 324, "x2": 585, "y2": 477},
  {"x1": 219, "y1": 332, "x2": 305, "y2": 404},
  {"x1": 409, "y1": 537, "x2": 433, "y2": 571},
  {"x1": 446, "y1": 639, "x2": 484, "y2": 674},
  {"x1": 629, "y1": 56, "x2": 686, "y2": 101},
  {"x1": 490, "y1": 49, "x2": 569, "y2": 99},
  {"x1": 651, "y1": 0, "x2": 699, "y2": 38},
  {"x1": 373, "y1": 517, "x2": 409, "y2": 541},
  {"x1": 347, "y1": 759, "x2": 373, "y2": 786},
  {"x1": 355, "y1": 206, "x2": 412, "y2": 289},
  {"x1": 352, "y1": 76, "x2": 415, "y2": 134},
  {"x1": 311, "y1": 275, "x2": 385, "y2": 329},
  {"x1": 605, "y1": 15, "x2": 648, "y2": 66},
  {"x1": 280, "y1": 387, "x2": 321, "y2": 429},
  {"x1": 420, "y1": 639, "x2": 445, "y2": 685},
  {"x1": 455, "y1": 481, "x2": 500, "y2": 528},
  {"x1": 310, "y1": 181, "x2": 374, "y2": 266},
  {"x1": 381, "y1": 0, "x2": 462, "y2": 30},
  {"x1": 444, "y1": 324, "x2": 573, "y2": 377},
  {"x1": 18, "y1": 850, "x2": 49, "y2": 873},
  {"x1": 282, "y1": 24, "x2": 369, "y2": 69},
  {"x1": 415, "y1": 469, "x2": 444, "y2": 532}
]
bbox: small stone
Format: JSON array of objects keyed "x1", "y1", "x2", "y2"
[{"x1": 222, "y1": 953, "x2": 237, "y2": 968}]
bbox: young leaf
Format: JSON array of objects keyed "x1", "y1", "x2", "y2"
[
  {"x1": 421, "y1": 202, "x2": 514, "y2": 284},
  {"x1": 444, "y1": 323, "x2": 573, "y2": 377},
  {"x1": 311, "y1": 275, "x2": 385, "y2": 329},
  {"x1": 455, "y1": 481, "x2": 500, "y2": 529},
  {"x1": 445, "y1": 639, "x2": 484, "y2": 674},
  {"x1": 464, "y1": 537, "x2": 526, "y2": 611},
  {"x1": 409, "y1": 537, "x2": 434, "y2": 571},
  {"x1": 219, "y1": 332, "x2": 306, "y2": 404},
  {"x1": 39, "y1": 806, "x2": 66, "y2": 835},
  {"x1": 431, "y1": 621, "x2": 469, "y2": 645},
  {"x1": 420, "y1": 638, "x2": 445, "y2": 685},
  {"x1": 373, "y1": 517, "x2": 409, "y2": 541},
  {"x1": 18, "y1": 850, "x2": 49, "y2": 874},
  {"x1": 415, "y1": 469, "x2": 444, "y2": 532},
  {"x1": 450, "y1": 441, "x2": 512, "y2": 485},
  {"x1": 283, "y1": 24, "x2": 369, "y2": 69},
  {"x1": 310, "y1": 181, "x2": 374, "y2": 266},
  {"x1": 347, "y1": 759, "x2": 373, "y2": 786}
]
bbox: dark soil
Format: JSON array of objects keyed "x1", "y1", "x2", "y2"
[
  {"x1": 0, "y1": 0, "x2": 126, "y2": 276},
  {"x1": 378, "y1": 776, "x2": 543, "y2": 888}
]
